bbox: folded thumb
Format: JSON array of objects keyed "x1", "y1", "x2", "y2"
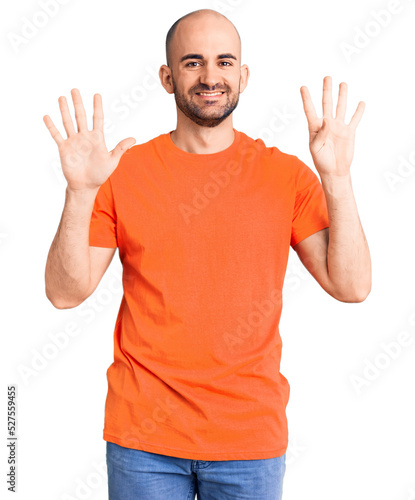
[
  {"x1": 313, "y1": 119, "x2": 329, "y2": 155},
  {"x1": 320, "y1": 118, "x2": 329, "y2": 140},
  {"x1": 111, "y1": 137, "x2": 136, "y2": 162}
]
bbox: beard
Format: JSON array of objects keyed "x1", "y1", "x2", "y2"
[{"x1": 171, "y1": 74, "x2": 240, "y2": 128}]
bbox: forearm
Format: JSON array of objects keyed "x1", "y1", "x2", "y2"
[
  {"x1": 45, "y1": 187, "x2": 99, "y2": 308},
  {"x1": 321, "y1": 173, "x2": 371, "y2": 302}
]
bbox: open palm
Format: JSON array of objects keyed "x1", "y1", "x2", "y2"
[
  {"x1": 300, "y1": 76, "x2": 365, "y2": 177},
  {"x1": 43, "y1": 89, "x2": 136, "y2": 191}
]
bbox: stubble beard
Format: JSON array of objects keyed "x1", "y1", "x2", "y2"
[{"x1": 171, "y1": 74, "x2": 240, "y2": 128}]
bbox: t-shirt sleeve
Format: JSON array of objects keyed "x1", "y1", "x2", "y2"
[
  {"x1": 89, "y1": 177, "x2": 118, "y2": 248},
  {"x1": 290, "y1": 155, "x2": 329, "y2": 247}
]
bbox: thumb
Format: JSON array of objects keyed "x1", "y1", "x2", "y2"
[{"x1": 110, "y1": 137, "x2": 136, "y2": 162}]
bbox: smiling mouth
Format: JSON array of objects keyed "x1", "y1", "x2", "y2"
[{"x1": 195, "y1": 91, "x2": 225, "y2": 97}]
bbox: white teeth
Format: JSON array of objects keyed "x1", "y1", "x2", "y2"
[{"x1": 198, "y1": 92, "x2": 223, "y2": 96}]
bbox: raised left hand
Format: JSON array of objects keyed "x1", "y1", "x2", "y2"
[{"x1": 300, "y1": 76, "x2": 365, "y2": 177}]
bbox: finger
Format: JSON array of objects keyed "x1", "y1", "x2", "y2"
[
  {"x1": 71, "y1": 88, "x2": 88, "y2": 132},
  {"x1": 92, "y1": 93, "x2": 104, "y2": 131},
  {"x1": 58, "y1": 96, "x2": 76, "y2": 137},
  {"x1": 349, "y1": 101, "x2": 365, "y2": 130},
  {"x1": 43, "y1": 115, "x2": 64, "y2": 146},
  {"x1": 300, "y1": 85, "x2": 318, "y2": 125},
  {"x1": 335, "y1": 82, "x2": 348, "y2": 121},
  {"x1": 322, "y1": 76, "x2": 333, "y2": 119}
]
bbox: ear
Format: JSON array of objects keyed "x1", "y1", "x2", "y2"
[
  {"x1": 239, "y1": 64, "x2": 250, "y2": 94},
  {"x1": 159, "y1": 65, "x2": 174, "y2": 95}
]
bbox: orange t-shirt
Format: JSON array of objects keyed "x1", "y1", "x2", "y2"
[{"x1": 89, "y1": 128, "x2": 329, "y2": 460}]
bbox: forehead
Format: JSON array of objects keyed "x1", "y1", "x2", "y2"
[{"x1": 172, "y1": 15, "x2": 241, "y2": 60}]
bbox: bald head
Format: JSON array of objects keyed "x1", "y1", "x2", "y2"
[{"x1": 165, "y1": 9, "x2": 241, "y2": 68}]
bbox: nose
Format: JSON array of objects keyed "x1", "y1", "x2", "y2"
[{"x1": 199, "y1": 61, "x2": 222, "y2": 89}]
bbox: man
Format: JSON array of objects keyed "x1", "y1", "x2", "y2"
[{"x1": 43, "y1": 8, "x2": 371, "y2": 500}]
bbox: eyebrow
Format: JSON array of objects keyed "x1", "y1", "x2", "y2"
[{"x1": 179, "y1": 53, "x2": 238, "y2": 63}]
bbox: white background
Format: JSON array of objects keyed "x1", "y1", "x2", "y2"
[{"x1": 2, "y1": 0, "x2": 415, "y2": 499}]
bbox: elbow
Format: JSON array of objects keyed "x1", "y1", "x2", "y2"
[
  {"x1": 343, "y1": 289, "x2": 371, "y2": 303},
  {"x1": 45, "y1": 287, "x2": 85, "y2": 310},
  {"x1": 356, "y1": 284, "x2": 371, "y2": 303},
  {"x1": 46, "y1": 295, "x2": 78, "y2": 310},
  {"x1": 332, "y1": 283, "x2": 371, "y2": 303},
  {"x1": 49, "y1": 299, "x2": 76, "y2": 310}
]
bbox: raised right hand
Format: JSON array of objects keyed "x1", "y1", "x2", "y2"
[{"x1": 43, "y1": 88, "x2": 136, "y2": 191}]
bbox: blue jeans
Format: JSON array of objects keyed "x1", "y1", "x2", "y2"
[{"x1": 106, "y1": 441, "x2": 286, "y2": 500}]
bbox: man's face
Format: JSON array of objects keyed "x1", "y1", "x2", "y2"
[
  {"x1": 171, "y1": 68, "x2": 240, "y2": 128},
  {"x1": 165, "y1": 14, "x2": 248, "y2": 128}
]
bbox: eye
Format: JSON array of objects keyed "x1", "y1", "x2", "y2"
[
  {"x1": 220, "y1": 61, "x2": 232, "y2": 66},
  {"x1": 186, "y1": 61, "x2": 200, "y2": 67}
]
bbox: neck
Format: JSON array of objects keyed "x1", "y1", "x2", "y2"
[{"x1": 171, "y1": 114, "x2": 235, "y2": 154}]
